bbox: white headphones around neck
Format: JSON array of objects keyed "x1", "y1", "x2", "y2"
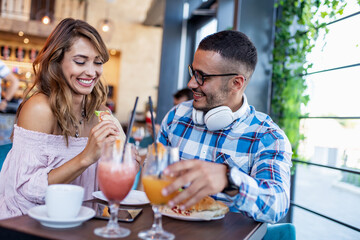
[{"x1": 192, "y1": 95, "x2": 248, "y2": 131}]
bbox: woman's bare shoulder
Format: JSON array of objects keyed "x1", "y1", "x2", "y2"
[{"x1": 17, "y1": 93, "x2": 56, "y2": 134}]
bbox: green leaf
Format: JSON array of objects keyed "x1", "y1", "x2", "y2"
[{"x1": 321, "y1": 11, "x2": 328, "y2": 18}]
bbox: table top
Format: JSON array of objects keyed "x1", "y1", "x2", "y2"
[{"x1": 0, "y1": 199, "x2": 267, "y2": 240}]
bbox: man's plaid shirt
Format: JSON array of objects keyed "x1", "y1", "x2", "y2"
[{"x1": 158, "y1": 98, "x2": 293, "y2": 223}]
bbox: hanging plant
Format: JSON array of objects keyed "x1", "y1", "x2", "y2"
[{"x1": 270, "y1": 0, "x2": 347, "y2": 157}]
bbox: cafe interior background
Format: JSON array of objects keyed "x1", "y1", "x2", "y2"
[{"x1": 0, "y1": 0, "x2": 359, "y2": 239}]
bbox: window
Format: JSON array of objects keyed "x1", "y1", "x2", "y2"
[
  {"x1": 194, "y1": 18, "x2": 217, "y2": 51},
  {"x1": 299, "y1": 1, "x2": 360, "y2": 174},
  {"x1": 295, "y1": 1, "x2": 360, "y2": 239}
]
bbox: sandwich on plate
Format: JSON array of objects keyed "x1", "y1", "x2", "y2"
[{"x1": 159, "y1": 196, "x2": 229, "y2": 220}]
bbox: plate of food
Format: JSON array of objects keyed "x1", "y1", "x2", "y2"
[
  {"x1": 159, "y1": 196, "x2": 229, "y2": 221},
  {"x1": 92, "y1": 190, "x2": 150, "y2": 206}
]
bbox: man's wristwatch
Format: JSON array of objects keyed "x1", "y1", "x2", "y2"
[{"x1": 223, "y1": 165, "x2": 241, "y2": 192}]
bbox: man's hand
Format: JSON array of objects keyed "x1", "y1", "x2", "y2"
[{"x1": 161, "y1": 160, "x2": 228, "y2": 210}]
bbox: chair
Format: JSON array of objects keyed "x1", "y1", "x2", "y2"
[
  {"x1": 0, "y1": 143, "x2": 12, "y2": 171},
  {"x1": 263, "y1": 223, "x2": 296, "y2": 240}
]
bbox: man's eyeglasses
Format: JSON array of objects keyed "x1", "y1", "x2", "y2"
[{"x1": 188, "y1": 65, "x2": 240, "y2": 86}]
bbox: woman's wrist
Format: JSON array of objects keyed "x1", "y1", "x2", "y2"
[{"x1": 79, "y1": 151, "x2": 95, "y2": 168}]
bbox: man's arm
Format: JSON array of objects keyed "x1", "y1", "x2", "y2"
[
  {"x1": 163, "y1": 129, "x2": 292, "y2": 223},
  {"x1": 228, "y1": 151, "x2": 292, "y2": 223},
  {"x1": 214, "y1": 129, "x2": 292, "y2": 223}
]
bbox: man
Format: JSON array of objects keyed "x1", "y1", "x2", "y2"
[
  {"x1": 158, "y1": 30, "x2": 292, "y2": 223},
  {"x1": 0, "y1": 60, "x2": 19, "y2": 112},
  {"x1": 172, "y1": 88, "x2": 193, "y2": 106}
]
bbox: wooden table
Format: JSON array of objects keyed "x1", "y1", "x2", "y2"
[{"x1": 0, "y1": 199, "x2": 267, "y2": 240}]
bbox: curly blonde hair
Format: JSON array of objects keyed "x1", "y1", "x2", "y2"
[{"x1": 16, "y1": 18, "x2": 110, "y2": 144}]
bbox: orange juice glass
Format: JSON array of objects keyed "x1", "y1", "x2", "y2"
[
  {"x1": 138, "y1": 144, "x2": 179, "y2": 240},
  {"x1": 142, "y1": 175, "x2": 179, "y2": 205}
]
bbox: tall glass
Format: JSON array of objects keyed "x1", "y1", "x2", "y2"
[
  {"x1": 94, "y1": 141, "x2": 137, "y2": 238},
  {"x1": 138, "y1": 144, "x2": 179, "y2": 240},
  {"x1": 133, "y1": 127, "x2": 145, "y2": 150}
]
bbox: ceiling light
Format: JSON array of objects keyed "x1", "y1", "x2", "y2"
[
  {"x1": 39, "y1": 0, "x2": 51, "y2": 25},
  {"x1": 42, "y1": 15, "x2": 50, "y2": 25},
  {"x1": 110, "y1": 49, "x2": 117, "y2": 55},
  {"x1": 101, "y1": 20, "x2": 110, "y2": 32},
  {"x1": 25, "y1": 72, "x2": 32, "y2": 79}
]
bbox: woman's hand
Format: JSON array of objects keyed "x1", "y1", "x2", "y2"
[
  {"x1": 80, "y1": 120, "x2": 121, "y2": 166},
  {"x1": 131, "y1": 147, "x2": 142, "y2": 172},
  {"x1": 48, "y1": 120, "x2": 121, "y2": 185}
]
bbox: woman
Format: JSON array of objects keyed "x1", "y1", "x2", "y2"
[{"x1": 0, "y1": 18, "x2": 124, "y2": 219}]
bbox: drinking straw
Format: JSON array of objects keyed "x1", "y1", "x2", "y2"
[
  {"x1": 148, "y1": 96, "x2": 158, "y2": 160},
  {"x1": 122, "y1": 96, "x2": 139, "y2": 162}
]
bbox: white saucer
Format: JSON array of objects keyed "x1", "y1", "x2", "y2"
[
  {"x1": 28, "y1": 205, "x2": 95, "y2": 228},
  {"x1": 92, "y1": 190, "x2": 150, "y2": 205}
]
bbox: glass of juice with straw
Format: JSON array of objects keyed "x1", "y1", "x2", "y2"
[
  {"x1": 94, "y1": 140, "x2": 137, "y2": 238},
  {"x1": 138, "y1": 143, "x2": 179, "y2": 240}
]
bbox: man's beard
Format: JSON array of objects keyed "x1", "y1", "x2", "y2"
[{"x1": 192, "y1": 82, "x2": 229, "y2": 113}]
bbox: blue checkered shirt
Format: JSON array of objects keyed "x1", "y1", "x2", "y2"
[{"x1": 158, "y1": 99, "x2": 293, "y2": 223}]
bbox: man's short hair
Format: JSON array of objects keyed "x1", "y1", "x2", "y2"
[
  {"x1": 198, "y1": 30, "x2": 257, "y2": 77},
  {"x1": 173, "y1": 88, "x2": 193, "y2": 101}
]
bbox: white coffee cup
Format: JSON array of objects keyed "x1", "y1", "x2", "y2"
[{"x1": 45, "y1": 184, "x2": 84, "y2": 219}]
